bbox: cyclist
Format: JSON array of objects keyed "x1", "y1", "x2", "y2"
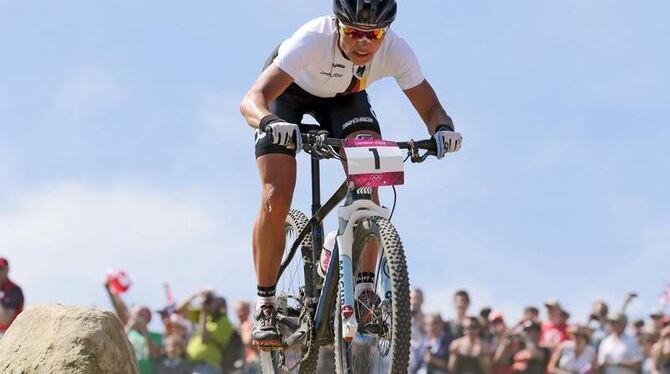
[{"x1": 240, "y1": 0, "x2": 463, "y2": 347}]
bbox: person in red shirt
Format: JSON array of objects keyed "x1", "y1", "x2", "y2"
[
  {"x1": 541, "y1": 299, "x2": 570, "y2": 350},
  {"x1": 0, "y1": 257, "x2": 25, "y2": 335}
]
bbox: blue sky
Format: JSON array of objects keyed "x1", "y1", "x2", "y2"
[{"x1": 1, "y1": 0, "x2": 669, "y2": 326}]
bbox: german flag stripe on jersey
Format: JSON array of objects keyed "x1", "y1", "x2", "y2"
[{"x1": 339, "y1": 66, "x2": 370, "y2": 96}]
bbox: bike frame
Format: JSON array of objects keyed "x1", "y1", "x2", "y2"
[{"x1": 276, "y1": 152, "x2": 390, "y2": 346}]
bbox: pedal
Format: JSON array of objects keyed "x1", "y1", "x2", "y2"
[
  {"x1": 276, "y1": 314, "x2": 300, "y2": 330},
  {"x1": 284, "y1": 328, "x2": 307, "y2": 348}
]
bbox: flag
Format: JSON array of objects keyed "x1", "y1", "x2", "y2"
[{"x1": 105, "y1": 269, "x2": 131, "y2": 295}]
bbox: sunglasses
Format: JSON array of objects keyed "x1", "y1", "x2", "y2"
[{"x1": 338, "y1": 22, "x2": 388, "y2": 40}]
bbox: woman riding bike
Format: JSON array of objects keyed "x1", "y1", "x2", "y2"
[{"x1": 239, "y1": 0, "x2": 463, "y2": 347}]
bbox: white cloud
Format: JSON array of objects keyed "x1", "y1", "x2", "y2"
[{"x1": 0, "y1": 181, "x2": 257, "y2": 313}]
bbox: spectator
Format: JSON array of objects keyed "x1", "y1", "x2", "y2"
[
  {"x1": 169, "y1": 315, "x2": 193, "y2": 342},
  {"x1": 177, "y1": 289, "x2": 234, "y2": 374},
  {"x1": 158, "y1": 306, "x2": 190, "y2": 339},
  {"x1": 640, "y1": 328, "x2": 660, "y2": 374},
  {"x1": 446, "y1": 289, "x2": 471, "y2": 339},
  {"x1": 0, "y1": 257, "x2": 24, "y2": 338},
  {"x1": 590, "y1": 300, "x2": 609, "y2": 321},
  {"x1": 411, "y1": 288, "x2": 427, "y2": 339},
  {"x1": 104, "y1": 282, "x2": 163, "y2": 374},
  {"x1": 547, "y1": 324, "x2": 597, "y2": 374},
  {"x1": 632, "y1": 319, "x2": 646, "y2": 338},
  {"x1": 511, "y1": 320, "x2": 550, "y2": 374},
  {"x1": 588, "y1": 299, "x2": 609, "y2": 349},
  {"x1": 522, "y1": 306, "x2": 540, "y2": 325},
  {"x1": 234, "y1": 300, "x2": 259, "y2": 373},
  {"x1": 158, "y1": 334, "x2": 192, "y2": 374},
  {"x1": 479, "y1": 306, "x2": 494, "y2": 344},
  {"x1": 651, "y1": 316, "x2": 670, "y2": 374},
  {"x1": 494, "y1": 322, "x2": 523, "y2": 374},
  {"x1": 220, "y1": 327, "x2": 244, "y2": 374},
  {"x1": 597, "y1": 312, "x2": 643, "y2": 374},
  {"x1": 129, "y1": 306, "x2": 164, "y2": 373},
  {"x1": 410, "y1": 288, "x2": 427, "y2": 372},
  {"x1": 448, "y1": 316, "x2": 490, "y2": 373},
  {"x1": 650, "y1": 308, "x2": 666, "y2": 335},
  {"x1": 128, "y1": 306, "x2": 164, "y2": 374},
  {"x1": 489, "y1": 312, "x2": 508, "y2": 352},
  {"x1": 410, "y1": 313, "x2": 451, "y2": 374},
  {"x1": 542, "y1": 299, "x2": 570, "y2": 349}
]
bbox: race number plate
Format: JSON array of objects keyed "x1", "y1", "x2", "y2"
[{"x1": 342, "y1": 138, "x2": 404, "y2": 187}]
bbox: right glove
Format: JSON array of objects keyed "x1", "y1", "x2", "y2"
[
  {"x1": 433, "y1": 125, "x2": 462, "y2": 159},
  {"x1": 259, "y1": 114, "x2": 302, "y2": 151}
]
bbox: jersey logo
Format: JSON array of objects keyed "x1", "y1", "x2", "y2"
[{"x1": 354, "y1": 65, "x2": 366, "y2": 79}]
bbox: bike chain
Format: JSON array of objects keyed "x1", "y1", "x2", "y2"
[{"x1": 298, "y1": 295, "x2": 318, "y2": 364}]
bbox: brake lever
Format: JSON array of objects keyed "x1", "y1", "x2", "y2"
[
  {"x1": 410, "y1": 151, "x2": 430, "y2": 163},
  {"x1": 415, "y1": 152, "x2": 431, "y2": 163},
  {"x1": 304, "y1": 131, "x2": 340, "y2": 159},
  {"x1": 405, "y1": 139, "x2": 430, "y2": 163}
]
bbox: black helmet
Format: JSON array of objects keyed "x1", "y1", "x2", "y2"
[{"x1": 334, "y1": 0, "x2": 397, "y2": 29}]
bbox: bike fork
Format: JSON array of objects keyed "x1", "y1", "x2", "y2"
[{"x1": 336, "y1": 199, "x2": 391, "y2": 342}]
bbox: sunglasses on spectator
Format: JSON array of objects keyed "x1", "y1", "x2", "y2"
[{"x1": 338, "y1": 22, "x2": 388, "y2": 40}]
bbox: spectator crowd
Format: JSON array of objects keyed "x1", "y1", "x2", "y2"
[
  {"x1": 409, "y1": 289, "x2": 670, "y2": 374},
  {"x1": 1, "y1": 256, "x2": 669, "y2": 374}
]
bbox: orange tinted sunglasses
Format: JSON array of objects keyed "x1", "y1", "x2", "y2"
[{"x1": 338, "y1": 22, "x2": 388, "y2": 40}]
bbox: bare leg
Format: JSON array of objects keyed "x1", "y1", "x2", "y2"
[{"x1": 253, "y1": 153, "x2": 297, "y2": 287}]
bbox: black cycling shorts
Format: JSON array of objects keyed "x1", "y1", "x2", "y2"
[{"x1": 255, "y1": 48, "x2": 381, "y2": 158}]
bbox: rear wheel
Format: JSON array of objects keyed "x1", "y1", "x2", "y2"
[
  {"x1": 259, "y1": 209, "x2": 319, "y2": 373},
  {"x1": 333, "y1": 216, "x2": 411, "y2": 373}
]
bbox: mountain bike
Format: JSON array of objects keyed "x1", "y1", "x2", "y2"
[{"x1": 259, "y1": 125, "x2": 440, "y2": 374}]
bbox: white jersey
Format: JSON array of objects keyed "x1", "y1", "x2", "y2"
[{"x1": 274, "y1": 16, "x2": 424, "y2": 98}]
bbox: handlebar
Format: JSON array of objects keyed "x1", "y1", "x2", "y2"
[
  {"x1": 261, "y1": 123, "x2": 439, "y2": 163},
  {"x1": 299, "y1": 131, "x2": 437, "y2": 163}
]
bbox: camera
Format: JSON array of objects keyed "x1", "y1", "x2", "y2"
[{"x1": 203, "y1": 291, "x2": 214, "y2": 305}]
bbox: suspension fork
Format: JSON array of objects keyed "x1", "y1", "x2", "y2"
[{"x1": 335, "y1": 194, "x2": 391, "y2": 342}]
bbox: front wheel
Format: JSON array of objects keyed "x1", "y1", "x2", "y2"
[{"x1": 334, "y1": 216, "x2": 411, "y2": 374}]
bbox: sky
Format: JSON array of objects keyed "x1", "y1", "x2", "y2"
[{"x1": 1, "y1": 0, "x2": 669, "y2": 327}]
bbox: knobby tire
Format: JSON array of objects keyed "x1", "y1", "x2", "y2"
[{"x1": 334, "y1": 216, "x2": 411, "y2": 374}]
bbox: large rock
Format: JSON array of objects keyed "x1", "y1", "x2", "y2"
[{"x1": 0, "y1": 304, "x2": 139, "y2": 374}]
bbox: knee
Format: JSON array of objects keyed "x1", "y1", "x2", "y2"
[{"x1": 260, "y1": 184, "x2": 293, "y2": 218}]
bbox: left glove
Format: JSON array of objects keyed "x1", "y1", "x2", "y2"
[
  {"x1": 433, "y1": 126, "x2": 462, "y2": 159},
  {"x1": 259, "y1": 114, "x2": 302, "y2": 152}
]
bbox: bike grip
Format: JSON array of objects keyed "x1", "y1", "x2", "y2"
[
  {"x1": 414, "y1": 139, "x2": 437, "y2": 151},
  {"x1": 301, "y1": 133, "x2": 341, "y2": 147}
]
